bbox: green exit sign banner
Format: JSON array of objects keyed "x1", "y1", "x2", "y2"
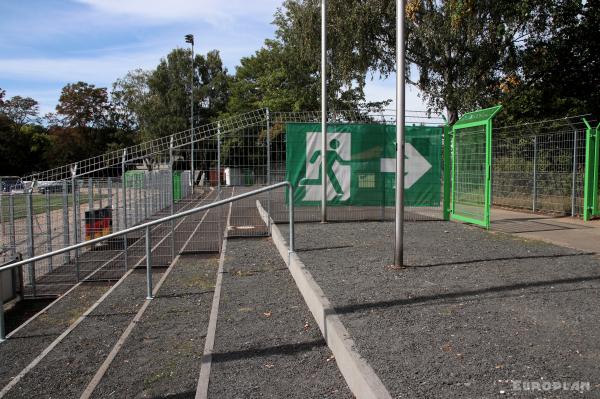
[{"x1": 286, "y1": 123, "x2": 442, "y2": 207}]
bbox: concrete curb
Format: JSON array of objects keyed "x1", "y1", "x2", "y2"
[{"x1": 256, "y1": 201, "x2": 392, "y2": 399}]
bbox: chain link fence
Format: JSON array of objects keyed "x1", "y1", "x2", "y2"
[{"x1": 492, "y1": 117, "x2": 596, "y2": 217}]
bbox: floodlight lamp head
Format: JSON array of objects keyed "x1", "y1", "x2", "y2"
[{"x1": 185, "y1": 34, "x2": 194, "y2": 45}]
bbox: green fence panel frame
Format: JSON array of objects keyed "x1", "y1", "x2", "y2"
[
  {"x1": 451, "y1": 105, "x2": 502, "y2": 229},
  {"x1": 583, "y1": 118, "x2": 600, "y2": 221},
  {"x1": 443, "y1": 124, "x2": 452, "y2": 220}
]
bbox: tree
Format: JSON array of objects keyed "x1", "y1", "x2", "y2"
[
  {"x1": 56, "y1": 81, "x2": 111, "y2": 128},
  {"x1": 227, "y1": 39, "x2": 320, "y2": 113},
  {"x1": 498, "y1": 0, "x2": 600, "y2": 123},
  {"x1": 0, "y1": 94, "x2": 40, "y2": 126},
  {"x1": 275, "y1": 0, "x2": 543, "y2": 124}
]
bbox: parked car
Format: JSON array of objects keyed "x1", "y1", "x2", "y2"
[
  {"x1": 0, "y1": 176, "x2": 24, "y2": 193},
  {"x1": 38, "y1": 181, "x2": 71, "y2": 194}
]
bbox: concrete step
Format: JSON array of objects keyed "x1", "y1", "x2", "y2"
[{"x1": 206, "y1": 237, "x2": 351, "y2": 398}]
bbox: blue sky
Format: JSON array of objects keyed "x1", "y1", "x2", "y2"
[{"x1": 0, "y1": 0, "x2": 425, "y2": 116}]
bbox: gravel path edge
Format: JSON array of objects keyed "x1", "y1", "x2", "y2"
[{"x1": 257, "y1": 200, "x2": 392, "y2": 399}]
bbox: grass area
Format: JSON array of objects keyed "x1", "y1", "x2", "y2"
[{"x1": 0, "y1": 193, "x2": 108, "y2": 221}]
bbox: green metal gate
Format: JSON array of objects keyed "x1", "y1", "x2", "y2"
[
  {"x1": 583, "y1": 119, "x2": 600, "y2": 221},
  {"x1": 451, "y1": 106, "x2": 502, "y2": 228}
]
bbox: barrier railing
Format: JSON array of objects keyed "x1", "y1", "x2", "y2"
[{"x1": 0, "y1": 182, "x2": 295, "y2": 341}]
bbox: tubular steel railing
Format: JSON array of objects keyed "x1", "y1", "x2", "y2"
[{"x1": 0, "y1": 181, "x2": 295, "y2": 341}]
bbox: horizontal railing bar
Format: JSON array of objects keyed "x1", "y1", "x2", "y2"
[{"x1": 0, "y1": 182, "x2": 292, "y2": 273}]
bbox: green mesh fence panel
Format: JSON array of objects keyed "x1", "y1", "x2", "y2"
[{"x1": 452, "y1": 125, "x2": 488, "y2": 225}]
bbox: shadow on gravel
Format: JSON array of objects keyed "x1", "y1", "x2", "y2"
[
  {"x1": 334, "y1": 274, "x2": 600, "y2": 315},
  {"x1": 149, "y1": 391, "x2": 195, "y2": 399},
  {"x1": 155, "y1": 290, "x2": 214, "y2": 299},
  {"x1": 211, "y1": 339, "x2": 326, "y2": 363},
  {"x1": 411, "y1": 252, "x2": 593, "y2": 268},
  {"x1": 296, "y1": 245, "x2": 354, "y2": 252}
]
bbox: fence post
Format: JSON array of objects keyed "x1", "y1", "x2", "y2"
[
  {"x1": 0, "y1": 270, "x2": 4, "y2": 341},
  {"x1": 443, "y1": 125, "x2": 452, "y2": 221},
  {"x1": 145, "y1": 226, "x2": 153, "y2": 300},
  {"x1": 121, "y1": 150, "x2": 128, "y2": 270},
  {"x1": 88, "y1": 178, "x2": 94, "y2": 240},
  {"x1": 25, "y1": 190, "x2": 36, "y2": 297},
  {"x1": 266, "y1": 109, "x2": 272, "y2": 233},
  {"x1": 170, "y1": 136, "x2": 175, "y2": 261},
  {"x1": 45, "y1": 190, "x2": 53, "y2": 271},
  {"x1": 71, "y1": 165, "x2": 80, "y2": 282},
  {"x1": 107, "y1": 178, "x2": 113, "y2": 229},
  {"x1": 8, "y1": 194, "x2": 16, "y2": 257},
  {"x1": 218, "y1": 122, "x2": 223, "y2": 249},
  {"x1": 61, "y1": 181, "x2": 70, "y2": 265},
  {"x1": 533, "y1": 136, "x2": 538, "y2": 212},
  {"x1": 583, "y1": 119, "x2": 600, "y2": 221},
  {"x1": 571, "y1": 128, "x2": 578, "y2": 217},
  {"x1": 144, "y1": 174, "x2": 148, "y2": 220},
  {"x1": 113, "y1": 178, "x2": 119, "y2": 231}
]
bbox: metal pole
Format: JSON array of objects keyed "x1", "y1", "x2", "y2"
[
  {"x1": 8, "y1": 194, "x2": 15, "y2": 257},
  {"x1": 134, "y1": 176, "x2": 140, "y2": 225},
  {"x1": 394, "y1": 0, "x2": 406, "y2": 268},
  {"x1": 144, "y1": 174, "x2": 148, "y2": 220},
  {"x1": 45, "y1": 190, "x2": 53, "y2": 271},
  {"x1": 107, "y1": 177, "x2": 113, "y2": 222},
  {"x1": 191, "y1": 40, "x2": 195, "y2": 195},
  {"x1": 145, "y1": 226, "x2": 153, "y2": 300},
  {"x1": 25, "y1": 190, "x2": 36, "y2": 296},
  {"x1": 321, "y1": 0, "x2": 328, "y2": 223},
  {"x1": 0, "y1": 277, "x2": 5, "y2": 341},
  {"x1": 88, "y1": 178, "x2": 93, "y2": 239},
  {"x1": 113, "y1": 179, "x2": 119, "y2": 231},
  {"x1": 71, "y1": 167, "x2": 80, "y2": 282},
  {"x1": 533, "y1": 136, "x2": 538, "y2": 212},
  {"x1": 217, "y1": 122, "x2": 223, "y2": 245},
  {"x1": 266, "y1": 109, "x2": 272, "y2": 233},
  {"x1": 170, "y1": 136, "x2": 175, "y2": 260},
  {"x1": 289, "y1": 185, "x2": 295, "y2": 253},
  {"x1": 62, "y1": 181, "x2": 70, "y2": 264},
  {"x1": 121, "y1": 150, "x2": 128, "y2": 270},
  {"x1": 572, "y1": 129, "x2": 578, "y2": 217}
]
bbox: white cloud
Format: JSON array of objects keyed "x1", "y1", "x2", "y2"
[
  {"x1": 74, "y1": 0, "x2": 283, "y2": 25},
  {"x1": 363, "y1": 77, "x2": 428, "y2": 112}
]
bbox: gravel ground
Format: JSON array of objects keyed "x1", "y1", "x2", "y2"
[
  {"x1": 90, "y1": 254, "x2": 219, "y2": 399},
  {"x1": 6, "y1": 269, "x2": 164, "y2": 399},
  {"x1": 280, "y1": 221, "x2": 600, "y2": 398},
  {"x1": 207, "y1": 237, "x2": 352, "y2": 399},
  {"x1": 0, "y1": 282, "x2": 110, "y2": 389}
]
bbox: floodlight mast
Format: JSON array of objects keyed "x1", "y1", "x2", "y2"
[
  {"x1": 394, "y1": 0, "x2": 406, "y2": 267},
  {"x1": 321, "y1": 0, "x2": 328, "y2": 223},
  {"x1": 185, "y1": 33, "x2": 195, "y2": 194}
]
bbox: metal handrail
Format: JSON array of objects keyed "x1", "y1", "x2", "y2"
[
  {"x1": 0, "y1": 181, "x2": 294, "y2": 275},
  {"x1": 0, "y1": 181, "x2": 295, "y2": 341}
]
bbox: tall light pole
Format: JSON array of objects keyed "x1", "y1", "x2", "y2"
[
  {"x1": 394, "y1": 0, "x2": 406, "y2": 268},
  {"x1": 321, "y1": 0, "x2": 328, "y2": 223},
  {"x1": 185, "y1": 33, "x2": 195, "y2": 194}
]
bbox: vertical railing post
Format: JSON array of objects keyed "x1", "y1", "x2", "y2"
[
  {"x1": 71, "y1": 164, "x2": 80, "y2": 282},
  {"x1": 533, "y1": 135, "x2": 538, "y2": 212},
  {"x1": 571, "y1": 128, "x2": 578, "y2": 217},
  {"x1": 107, "y1": 177, "x2": 113, "y2": 228},
  {"x1": 145, "y1": 226, "x2": 153, "y2": 300},
  {"x1": 121, "y1": 150, "x2": 128, "y2": 270},
  {"x1": 8, "y1": 194, "x2": 16, "y2": 257},
  {"x1": 134, "y1": 175, "x2": 140, "y2": 225},
  {"x1": 170, "y1": 136, "x2": 175, "y2": 260},
  {"x1": 25, "y1": 190, "x2": 36, "y2": 297},
  {"x1": 45, "y1": 190, "x2": 53, "y2": 271},
  {"x1": 0, "y1": 272, "x2": 5, "y2": 341},
  {"x1": 113, "y1": 178, "x2": 119, "y2": 231},
  {"x1": 266, "y1": 109, "x2": 272, "y2": 233},
  {"x1": 217, "y1": 122, "x2": 223, "y2": 248},
  {"x1": 62, "y1": 181, "x2": 70, "y2": 264},
  {"x1": 88, "y1": 178, "x2": 94, "y2": 240},
  {"x1": 144, "y1": 174, "x2": 148, "y2": 220},
  {"x1": 289, "y1": 184, "x2": 295, "y2": 253}
]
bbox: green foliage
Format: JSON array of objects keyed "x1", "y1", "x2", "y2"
[{"x1": 498, "y1": 0, "x2": 600, "y2": 124}]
